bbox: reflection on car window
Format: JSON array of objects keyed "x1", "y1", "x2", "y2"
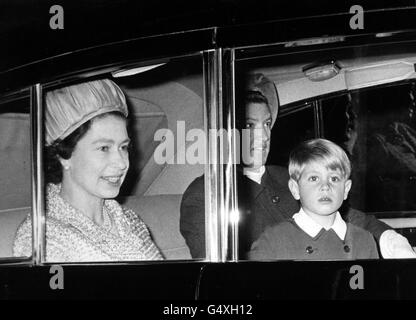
[
  {"x1": 322, "y1": 94, "x2": 362, "y2": 209},
  {"x1": 323, "y1": 83, "x2": 416, "y2": 214},
  {"x1": 0, "y1": 96, "x2": 32, "y2": 259},
  {"x1": 235, "y1": 46, "x2": 416, "y2": 261},
  {"x1": 269, "y1": 106, "x2": 315, "y2": 167}
]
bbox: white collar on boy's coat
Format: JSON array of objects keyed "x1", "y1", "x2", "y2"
[{"x1": 293, "y1": 207, "x2": 347, "y2": 240}]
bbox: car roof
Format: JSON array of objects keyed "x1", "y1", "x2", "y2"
[
  {"x1": 1, "y1": 1, "x2": 416, "y2": 95},
  {"x1": 1, "y1": 0, "x2": 413, "y2": 70}
]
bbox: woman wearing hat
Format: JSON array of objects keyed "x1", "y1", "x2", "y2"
[{"x1": 13, "y1": 79, "x2": 163, "y2": 262}]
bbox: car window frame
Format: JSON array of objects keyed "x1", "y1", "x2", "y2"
[
  {"x1": 0, "y1": 88, "x2": 34, "y2": 264},
  {"x1": 0, "y1": 49, "x2": 236, "y2": 266},
  {"x1": 230, "y1": 31, "x2": 416, "y2": 262},
  {"x1": 3, "y1": 14, "x2": 416, "y2": 266}
]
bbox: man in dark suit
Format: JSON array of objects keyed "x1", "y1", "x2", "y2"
[{"x1": 180, "y1": 73, "x2": 414, "y2": 259}]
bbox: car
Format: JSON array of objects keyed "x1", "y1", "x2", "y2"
[{"x1": 2, "y1": 0, "x2": 416, "y2": 301}]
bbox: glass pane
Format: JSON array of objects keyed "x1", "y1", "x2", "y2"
[
  {"x1": 238, "y1": 101, "x2": 316, "y2": 259},
  {"x1": 118, "y1": 57, "x2": 205, "y2": 261},
  {"x1": 324, "y1": 84, "x2": 416, "y2": 214},
  {"x1": 322, "y1": 94, "x2": 363, "y2": 209},
  {"x1": 0, "y1": 95, "x2": 32, "y2": 259},
  {"x1": 17, "y1": 55, "x2": 204, "y2": 263},
  {"x1": 235, "y1": 41, "x2": 416, "y2": 261},
  {"x1": 233, "y1": 60, "x2": 317, "y2": 259},
  {"x1": 268, "y1": 107, "x2": 316, "y2": 167}
]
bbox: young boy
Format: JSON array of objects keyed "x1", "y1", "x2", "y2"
[{"x1": 249, "y1": 138, "x2": 379, "y2": 260}]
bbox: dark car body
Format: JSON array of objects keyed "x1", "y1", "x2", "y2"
[{"x1": 2, "y1": 0, "x2": 416, "y2": 301}]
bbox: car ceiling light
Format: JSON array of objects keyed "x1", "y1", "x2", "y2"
[
  {"x1": 302, "y1": 60, "x2": 341, "y2": 82},
  {"x1": 285, "y1": 36, "x2": 345, "y2": 47},
  {"x1": 112, "y1": 63, "x2": 166, "y2": 78}
]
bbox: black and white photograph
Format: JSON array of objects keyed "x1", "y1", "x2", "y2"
[{"x1": 1, "y1": 0, "x2": 416, "y2": 308}]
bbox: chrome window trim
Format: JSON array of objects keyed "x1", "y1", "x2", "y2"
[
  {"x1": 204, "y1": 49, "x2": 223, "y2": 262},
  {"x1": 203, "y1": 48, "x2": 239, "y2": 262},
  {"x1": 31, "y1": 84, "x2": 45, "y2": 265},
  {"x1": 226, "y1": 49, "x2": 239, "y2": 262}
]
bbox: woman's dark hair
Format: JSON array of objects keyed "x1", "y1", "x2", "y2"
[{"x1": 45, "y1": 111, "x2": 126, "y2": 183}]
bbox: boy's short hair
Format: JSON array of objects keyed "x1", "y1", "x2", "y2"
[{"x1": 289, "y1": 138, "x2": 351, "y2": 181}]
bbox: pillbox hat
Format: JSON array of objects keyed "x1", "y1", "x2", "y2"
[{"x1": 45, "y1": 79, "x2": 128, "y2": 145}]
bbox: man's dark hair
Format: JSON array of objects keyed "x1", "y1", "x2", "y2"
[{"x1": 236, "y1": 90, "x2": 270, "y2": 129}]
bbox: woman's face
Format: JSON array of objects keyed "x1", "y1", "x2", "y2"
[{"x1": 62, "y1": 114, "x2": 130, "y2": 201}]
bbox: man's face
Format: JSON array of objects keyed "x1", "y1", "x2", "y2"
[{"x1": 243, "y1": 102, "x2": 272, "y2": 170}]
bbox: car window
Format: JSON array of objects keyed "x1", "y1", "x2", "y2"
[
  {"x1": 268, "y1": 106, "x2": 316, "y2": 167},
  {"x1": 233, "y1": 42, "x2": 416, "y2": 261},
  {"x1": 230, "y1": 77, "x2": 316, "y2": 259},
  {"x1": 0, "y1": 95, "x2": 32, "y2": 259},
  {"x1": 116, "y1": 56, "x2": 205, "y2": 261},
  {"x1": 28, "y1": 55, "x2": 205, "y2": 263},
  {"x1": 323, "y1": 83, "x2": 416, "y2": 216}
]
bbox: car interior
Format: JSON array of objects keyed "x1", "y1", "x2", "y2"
[
  {"x1": 242, "y1": 44, "x2": 416, "y2": 246},
  {"x1": 0, "y1": 97, "x2": 31, "y2": 258},
  {"x1": 0, "y1": 57, "x2": 205, "y2": 260},
  {"x1": 2, "y1": 44, "x2": 416, "y2": 261}
]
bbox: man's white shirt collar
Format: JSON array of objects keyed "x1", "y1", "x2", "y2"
[
  {"x1": 243, "y1": 166, "x2": 266, "y2": 185},
  {"x1": 293, "y1": 208, "x2": 347, "y2": 240}
]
